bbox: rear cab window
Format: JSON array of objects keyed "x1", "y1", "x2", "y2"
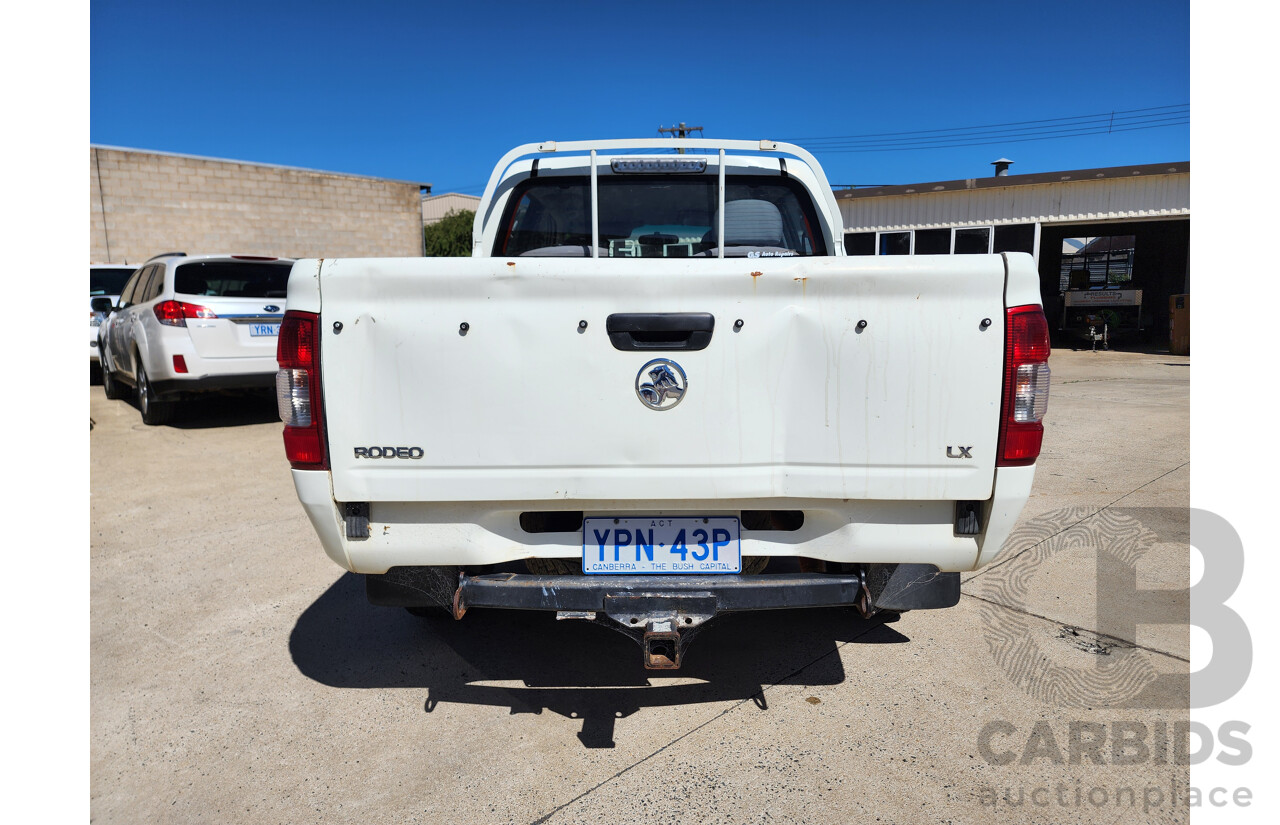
[
  {"x1": 174, "y1": 261, "x2": 293, "y2": 298},
  {"x1": 495, "y1": 174, "x2": 827, "y2": 258}
]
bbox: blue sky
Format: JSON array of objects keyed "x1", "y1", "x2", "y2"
[{"x1": 91, "y1": 0, "x2": 1189, "y2": 193}]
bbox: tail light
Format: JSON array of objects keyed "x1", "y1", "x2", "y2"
[
  {"x1": 997, "y1": 305, "x2": 1051, "y2": 466},
  {"x1": 154, "y1": 300, "x2": 217, "y2": 327},
  {"x1": 276, "y1": 311, "x2": 327, "y2": 469}
]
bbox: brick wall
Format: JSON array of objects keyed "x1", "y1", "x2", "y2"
[{"x1": 90, "y1": 147, "x2": 425, "y2": 263}]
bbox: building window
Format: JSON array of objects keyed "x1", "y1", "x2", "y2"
[
  {"x1": 1059, "y1": 235, "x2": 1136, "y2": 290},
  {"x1": 849, "y1": 223, "x2": 1032, "y2": 257},
  {"x1": 954, "y1": 227, "x2": 992, "y2": 254},
  {"x1": 878, "y1": 231, "x2": 911, "y2": 255},
  {"x1": 914, "y1": 228, "x2": 951, "y2": 255},
  {"x1": 993, "y1": 223, "x2": 1036, "y2": 255},
  {"x1": 845, "y1": 232, "x2": 875, "y2": 255}
]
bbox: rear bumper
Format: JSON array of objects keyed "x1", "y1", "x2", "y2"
[
  {"x1": 150, "y1": 371, "x2": 276, "y2": 399},
  {"x1": 139, "y1": 333, "x2": 279, "y2": 394},
  {"x1": 290, "y1": 464, "x2": 1038, "y2": 575},
  {"x1": 370, "y1": 564, "x2": 959, "y2": 669},
  {"x1": 419, "y1": 566, "x2": 958, "y2": 614}
]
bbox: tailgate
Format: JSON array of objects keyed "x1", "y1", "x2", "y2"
[
  {"x1": 318, "y1": 255, "x2": 1008, "y2": 503},
  {"x1": 183, "y1": 298, "x2": 283, "y2": 358}
]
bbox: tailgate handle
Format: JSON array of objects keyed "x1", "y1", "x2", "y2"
[{"x1": 605, "y1": 313, "x2": 715, "y2": 351}]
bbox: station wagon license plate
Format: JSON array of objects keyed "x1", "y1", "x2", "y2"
[
  {"x1": 250, "y1": 323, "x2": 280, "y2": 337},
  {"x1": 582, "y1": 517, "x2": 740, "y2": 575}
]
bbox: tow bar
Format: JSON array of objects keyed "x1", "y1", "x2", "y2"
[{"x1": 366, "y1": 564, "x2": 960, "y2": 670}]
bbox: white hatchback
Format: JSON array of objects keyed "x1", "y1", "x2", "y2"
[{"x1": 96, "y1": 253, "x2": 294, "y2": 424}]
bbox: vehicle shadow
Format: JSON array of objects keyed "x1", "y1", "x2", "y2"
[
  {"x1": 166, "y1": 390, "x2": 280, "y2": 429},
  {"x1": 289, "y1": 572, "x2": 908, "y2": 748}
]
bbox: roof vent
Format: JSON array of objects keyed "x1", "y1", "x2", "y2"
[{"x1": 991, "y1": 158, "x2": 1013, "y2": 177}]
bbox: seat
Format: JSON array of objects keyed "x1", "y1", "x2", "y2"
[{"x1": 698, "y1": 199, "x2": 787, "y2": 255}]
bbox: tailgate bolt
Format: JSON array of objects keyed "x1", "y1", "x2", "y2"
[
  {"x1": 333, "y1": 321, "x2": 343, "y2": 334},
  {"x1": 856, "y1": 320, "x2": 867, "y2": 331},
  {"x1": 733, "y1": 319, "x2": 744, "y2": 331},
  {"x1": 459, "y1": 322, "x2": 470, "y2": 335},
  {"x1": 980, "y1": 318, "x2": 992, "y2": 330},
  {"x1": 578, "y1": 320, "x2": 588, "y2": 331}
]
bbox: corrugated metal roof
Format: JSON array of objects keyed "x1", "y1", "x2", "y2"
[
  {"x1": 835, "y1": 161, "x2": 1188, "y2": 200},
  {"x1": 838, "y1": 161, "x2": 1189, "y2": 231}
]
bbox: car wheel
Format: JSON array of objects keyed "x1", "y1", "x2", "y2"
[
  {"x1": 135, "y1": 360, "x2": 175, "y2": 425},
  {"x1": 524, "y1": 558, "x2": 583, "y2": 575},
  {"x1": 102, "y1": 363, "x2": 128, "y2": 400}
]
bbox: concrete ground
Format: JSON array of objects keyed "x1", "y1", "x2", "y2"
[{"x1": 91, "y1": 347, "x2": 1191, "y2": 824}]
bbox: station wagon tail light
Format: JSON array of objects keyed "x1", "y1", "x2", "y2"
[
  {"x1": 276, "y1": 311, "x2": 328, "y2": 470},
  {"x1": 154, "y1": 300, "x2": 217, "y2": 327},
  {"x1": 997, "y1": 305, "x2": 1051, "y2": 466}
]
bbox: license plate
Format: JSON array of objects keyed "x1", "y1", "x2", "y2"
[
  {"x1": 250, "y1": 323, "x2": 280, "y2": 337},
  {"x1": 582, "y1": 517, "x2": 740, "y2": 575}
]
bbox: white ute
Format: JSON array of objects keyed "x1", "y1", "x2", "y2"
[{"x1": 278, "y1": 139, "x2": 1050, "y2": 668}]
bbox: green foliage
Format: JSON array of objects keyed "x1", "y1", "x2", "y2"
[{"x1": 422, "y1": 209, "x2": 476, "y2": 257}]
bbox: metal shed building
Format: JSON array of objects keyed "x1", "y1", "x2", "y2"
[
  {"x1": 836, "y1": 161, "x2": 1190, "y2": 344},
  {"x1": 421, "y1": 192, "x2": 481, "y2": 226}
]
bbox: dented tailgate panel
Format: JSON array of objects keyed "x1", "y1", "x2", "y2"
[{"x1": 317, "y1": 254, "x2": 1006, "y2": 503}]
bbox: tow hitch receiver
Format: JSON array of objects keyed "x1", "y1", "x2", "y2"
[
  {"x1": 643, "y1": 621, "x2": 680, "y2": 669},
  {"x1": 595, "y1": 593, "x2": 716, "y2": 669}
]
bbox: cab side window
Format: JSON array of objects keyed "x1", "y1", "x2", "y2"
[
  {"x1": 118, "y1": 266, "x2": 149, "y2": 307},
  {"x1": 140, "y1": 265, "x2": 166, "y2": 302}
]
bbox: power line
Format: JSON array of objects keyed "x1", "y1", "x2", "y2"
[
  {"x1": 784, "y1": 104, "x2": 1187, "y2": 141},
  {"x1": 797, "y1": 111, "x2": 1187, "y2": 148},
  {"x1": 428, "y1": 181, "x2": 488, "y2": 196},
  {"x1": 812, "y1": 119, "x2": 1189, "y2": 153},
  {"x1": 780, "y1": 104, "x2": 1188, "y2": 152}
]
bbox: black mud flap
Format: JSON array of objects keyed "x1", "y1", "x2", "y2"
[
  {"x1": 865, "y1": 563, "x2": 961, "y2": 612},
  {"x1": 366, "y1": 567, "x2": 461, "y2": 611}
]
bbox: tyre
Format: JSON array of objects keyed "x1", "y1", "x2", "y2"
[
  {"x1": 524, "y1": 558, "x2": 583, "y2": 575},
  {"x1": 135, "y1": 359, "x2": 175, "y2": 425},
  {"x1": 102, "y1": 363, "x2": 128, "y2": 400}
]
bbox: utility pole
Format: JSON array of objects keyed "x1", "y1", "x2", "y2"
[{"x1": 658, "y1": 122, "x2": 703, "y2": 153}]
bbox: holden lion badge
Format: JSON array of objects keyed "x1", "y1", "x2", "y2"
[{"x1": 635, "y1": 359, "x2": 687, "y2": 411}]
